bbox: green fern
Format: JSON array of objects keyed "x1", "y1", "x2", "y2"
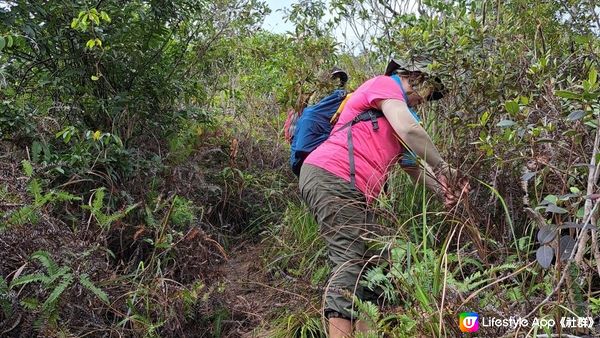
[
  {"x1": 269, "y1": 310, "x2": 326, "y2": 338},
  {"x1": 31, "y1": 250, "x2": 59, "y2": 275},
  {"x1": 83, "y1": 187, "x2": 138, "y2": 228},
  {"x1": 10, "y1": 273, "x2": 49, "y2": 288},
  {"x1": 42, "y1": 273, "x2": 73, "y2": 312},
  {"x1": 362, "y1": 266, "x2": 397, "y2": 303},
  {"x1": 5, "y1": 166, "x2": 80, "y2": 228},
  {"x1": 350, "y1": 295, "x2": 380, "y2": 327},
  {"x1": 20, "y1": 297, "x2": 40, "y2": 310},
  {"x1": 0, "y1": 276, "x2": 12, "y2": 317},
  {"x1": 21, "y1": 160, "x2": 33, "y2": 177},
  {"x1": 590, "y1": 297, "x2": 600, "y2": 316},
  {"x1": 27, "y1": 178, "x2": 42, "y2": 202},
  {"x1": 79, "y1": 273, "x2": 109, "y2": 304},
  {"x1": 455, "y1": 262, "x2": 519, "y2": 293},
  {"x1": 7, "y1": 250, "x2": 108, "y2": 328},
  {"x1": 7, "y1": 205, "x2": 39, "y2": 226},
  {"x1": 45, "y1": 266, "x2": 70, "y2": 286}
]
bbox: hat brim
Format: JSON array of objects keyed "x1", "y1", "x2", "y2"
[
  {"x1": 384, "y1": 59, "x2": 402, "y2": 76},
  {"x1": 331, "y1": 69, "x2": 348, "y2": 85}
]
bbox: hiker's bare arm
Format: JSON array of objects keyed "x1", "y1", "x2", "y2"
[
  {"x1": 402, "y1": 164, "x2": 443, "y2": 196},
  {"x1": 378, "y1": 99, "x2": 447, "y2": 172}
]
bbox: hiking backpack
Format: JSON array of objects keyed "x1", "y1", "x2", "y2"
[{"x1": 288, "y1": 89, "x2": 349, "y2": 176}]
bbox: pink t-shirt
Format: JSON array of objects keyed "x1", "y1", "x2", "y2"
[{"x1": 304, "y1": 75, "x2": 407, "y2": 203}]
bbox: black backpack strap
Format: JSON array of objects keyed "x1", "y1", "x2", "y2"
[
  {"x1": 347, "y1": 109, "x2": 384, "y2": 190},
  {"x1": 347, "y1": 125, "x2": 356, "y2": 189},
  {"x1": 331, "y1": 109, "x2": 384, "y2": 190}
]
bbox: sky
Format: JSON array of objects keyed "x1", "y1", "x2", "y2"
[
  {"x1": 260, "y1": 0, "x2": 419, "y2": 53},
  {"x1": 261, "y1": 0, "x2": 367, "y2": 52},
  {"x1": 262, "y1": 0, "x2": 296, "y2": 34}
]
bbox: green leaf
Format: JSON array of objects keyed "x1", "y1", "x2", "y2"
[
  {"x1": 479, "y1": 111, "x2": 490, "y2": 125},
  {"x1": 70, "y1": 18, "x2": 79, "y2": 29},
  {"x1": 53, "y1": 191, "x2": 81, "y2": 202},
  {"x1": 589, "y1": 67, "x2": 597, "y2": 85},
  {"x1": 504, "y1": 100, "x2": 519, "y2": 114},
  {"x1": 91, "y1": 13, "x2": 100, "y2": 26},
  {"x1": 544, "y1": 194, "x2": 558, "y2": 204},
  {"x1": 86, "y1": 39, "x2": 96, "y2": 49},
  {"x1": 536, "y1": 245, "x2": 554, "y2": 268},
  {"x1": 31, "y1": 141, "x2": 42, "y2": 162},
  {"x1": 576, "y1": 207, "x2": 585, "y2": 218},
  {"x1": 496, "y1": 119, "x2": 516, "y2": 128},
  {"x1": 6, "y1": 35, "x2": 12, "y2": 48},
  {"x1": 91, "y1": 75, "x2": 99, "y2": 81},
  {"x1": 100, "y1": 11, "x2": 111, "y2": 23},
  {"x1": 91, "y1": 188, "x2": 105, "y2": 212},
  {"x1": 585, "y1": 119, "x2": 598, "y2": 129},
  {"x1": 574, "y1": 34, "x2": 591, "y2": 44},
  {"x1": 559, "y1": 236, "x2": 576, "y2": 261},
  {"x1": 546, "y1": 204, "x2": 567, "y2": 214},
  {"x1": 537, "y1": 225, "x2": 557, "y2": 244},
  {"x1": 567, "y1": 110, "x2": 586, "y2": 121},
  {"x1": 520, "y1": 96, "x2": 530, "y2": 105},
  {"x1": 0, "y1": 36, "x2": 5, "y2": 51},
  {"x1": 555, "y1": 90, "x2": 580, "y2": 100},
  {"x1": 583, "y1": 80, "x2": 591, "y2": 92}
]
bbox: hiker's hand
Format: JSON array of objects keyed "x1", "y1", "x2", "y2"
[{"x1": 436, "y1": 166, "x2": 470, "y2": 209}]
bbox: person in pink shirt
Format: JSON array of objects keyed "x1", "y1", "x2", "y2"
[{"x1": 299, "y1": 58, "x2": 469, "y2": 337}]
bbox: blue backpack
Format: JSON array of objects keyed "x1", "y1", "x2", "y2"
[
  {"x1": 289, "y1": 89, "x2": 347, "y2": 176},
  {"x1": 289, "y1": 74, "x2": 420, "y2": 187}
]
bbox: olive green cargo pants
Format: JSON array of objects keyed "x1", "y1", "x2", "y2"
[{"x1": 299, "y1": 163, "x2": 386, "y2": 320}]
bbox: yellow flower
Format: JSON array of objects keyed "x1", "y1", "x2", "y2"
[{"x1": 93, "y1": 130, "x2": 101, "y2": 141}]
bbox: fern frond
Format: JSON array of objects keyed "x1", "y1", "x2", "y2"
[
  {"x1": 42, "y1": 273, "x2": 73, "y2": 311},
  {"x1": 487, "y1": 262, "x2": 518, "y2": 274},
  {"x1": 28, "y1": 179, "x2": 42, "y2": 203},
  {"x1": 20, "y1": 297, "x2": 40, "y2": 310},
  {"x1": 92, "y1": 188, "x2": 106, "y2": 213},
  {"x1": 456, "y1": 263, "x2": 520, "y2": 293},
  {"x1": 79, "y1": 273, "x2": 109, "y2": 304},
  {"x1": 31, "y1": 250, "x2": 58, "y2": 275},
  {"x1": 0, "y1": 275, "x2": 7, "y2": 291},
  {"x1": 350, "y1": 295, "x2": 380, "y2": 325},
  {"x1": 45, "y1": 266, "x2": 70, "y2": 285},
  {"x1": 0, "y1": 276, "x2": 12, "y2": 317},
  {"x1": 21, "y1": 160, "x2": 33, "y2": 177},
  {"x1": 52, "y1": 190, "x2": 82, "y2": 202},
  {"x1": 8, "y1": 205, "x2": 38, "y2": 226},
  {"x1": 10, "y1": 273, "x2": 48, "y2": 288}
]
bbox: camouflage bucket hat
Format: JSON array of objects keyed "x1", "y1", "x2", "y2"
[{"x1": 385, "y1": 57, "x2": 447, "y2": 101}]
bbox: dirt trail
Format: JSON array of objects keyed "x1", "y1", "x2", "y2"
[{"x1": 217, "y1": 242, "x2": 284, "y2": 337}]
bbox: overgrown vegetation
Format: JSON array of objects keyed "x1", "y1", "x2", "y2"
[{"x1": 1, "y1": 0, "x2": 599, "y2": 337}]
